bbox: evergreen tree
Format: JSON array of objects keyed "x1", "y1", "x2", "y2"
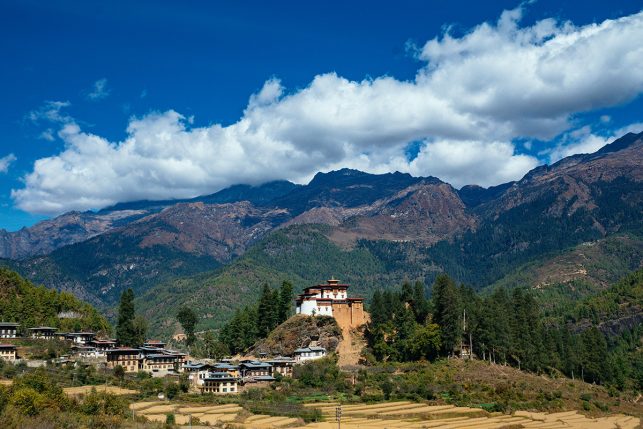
[
  {"x1": 412, "y1": 281, "x2": 428, "y2": 323},
  {"x1": 369, "y1": 290, "x2": 386, "y2": 327},
  {"x1": 277, "y1": 280, "x2": 294, "y2": 323},
  {"x1": 432, "y1": 274, "x2": 462, "y2": 356},
  {"x1": 116, "y1": 288, "x2": 136, "y2": 347},
  {"x1": 256, "y1": 284, "x2": 277, "y2": 337},
  {"x1": 176, "y1": 306, "x2": 198, "y2": 346},
  {"x1": 132, "y1": 315, "x2": 147, "y2": 347}
]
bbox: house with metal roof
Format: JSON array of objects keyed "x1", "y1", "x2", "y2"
[
  {"x1": 200, "y1": 372, "x2": 238, "y2": 394},
  {"x1": 293, "y1": 346, "x2": 327, "y2": 363},
  {"x1": 0, "y1": 322, "x2": 19, "y2": 339}
]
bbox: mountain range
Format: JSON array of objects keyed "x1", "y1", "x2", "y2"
[{"x1": 1, "y1": 131, "x2": 641, "y2": 334}]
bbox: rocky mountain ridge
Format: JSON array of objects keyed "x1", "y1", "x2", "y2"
[{"x1": 1, "y1": 131, "x2": 641, "y2": 316}]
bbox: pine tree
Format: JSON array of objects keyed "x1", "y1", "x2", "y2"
[
  {"x1": 176, "y1": 306, "x2": 198, "y2": 346},
  {"x1": 431, "y1": 274, "x2": 462, "y2": 356},
  {"x1": 116, "y1": 288, "x2": 136, "y2": 347},
  {"x1": 412, "y1": 281, "x2": 428, "y2": 323},
  {"x1": 277, "y1": 280, "x2": 294, "y2": 323},
  {"x1": 257, "y1": 283, "x2": 277, "y2": 337},
  {"x1": 369, "y1": 290, "x2": 386, "y2": 328}
]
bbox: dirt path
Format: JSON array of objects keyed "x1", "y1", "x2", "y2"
[{"x1": 336, "y1": 323, "x2": 366, "y2": 368}]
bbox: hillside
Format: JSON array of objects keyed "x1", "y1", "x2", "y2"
[
  {"x1": 565, "y1": 268, "x2": 643, "y2": 336},
  {"x1": 3, "y1": 131, "x2": 642, "y2": 332},
  {"x1": 249, "y1": 315, "x2": 342, "y2": 356},
  {"x1": 0, "y1": 268, "x2": 110, "y2": 334}
]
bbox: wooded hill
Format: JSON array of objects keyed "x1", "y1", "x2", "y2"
[{"x1": 0, "y1": 268, "x2": 110, "y2": 334}]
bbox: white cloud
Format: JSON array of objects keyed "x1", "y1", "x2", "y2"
[
  {"x1": 26, "y1": 101, "x2": 72, "y2": 125},
  {"x1": 13, "y1": 8, "x2": 643, "y2": 214},
  {"x1": 87, "y1": 78, "x2": 110, "y2": 100},
  {"x1": 0, "y1": 154, "x2": 17, "y2": 174},
  {"x1": 410, "y1": 140, "x2": 539, "y2": 188},
  {"x1": 547, "y1": 122, "x2": 643, "y2": 162}
]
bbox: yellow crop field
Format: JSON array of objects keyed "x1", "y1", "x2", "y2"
[{"x1": 63, "y1": 385, "x2": 138, "y2": 396}]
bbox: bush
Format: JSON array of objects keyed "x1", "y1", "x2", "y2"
[
  {"x1": 80, "y1": 390, "x2": 127, "y2": 416},
  {"x1": 9, "y1": 387, "x2": 44, "y2": 416}
]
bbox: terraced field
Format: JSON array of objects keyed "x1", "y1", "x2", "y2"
[
  {"x1": 128, "y1": 400, "x2": 640, "y2": 428},
  {"x1": 63, "y1": 385, "x2": 138, "y2": 396},
  {"x1": 300, "y1": 401, "x2": 640, "y2": 429},
  {"x1": 129, "y1": 401, "x2": 300, "y2": 427}
]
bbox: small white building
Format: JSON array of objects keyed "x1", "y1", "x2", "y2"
[
  {"x1": 0, "y1": 322, "x2": 19, "y2": 339},
  {"x1": 293, "y1": 346, "x2": 327, "y2": 363},
  {"x1": 29, "y1": 326, "x2": 57, "y2": 340},
  {"x1": 0, "y1": 344, "x2": 17, "y2": 362},
  {"x1": 65, "y1": 332, "x2": 96, "y2": 345},
  {"x1": 200, "y1": 372, "x2": 238, "y2": 394}
]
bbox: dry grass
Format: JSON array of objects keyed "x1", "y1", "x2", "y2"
[{"x1": 63, "y1": 385, "x2": 138, "y2": 396}]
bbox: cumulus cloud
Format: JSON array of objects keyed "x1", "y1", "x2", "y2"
[
  {"x1": 0, "y1": 154, "x2": 17, "y2": 174},
  {"x1": 86, "y1": 78, "x2": 110, "y2": 100},
  {"x1": 13, "y1": 8, "x2": 643, "y2": 214}
]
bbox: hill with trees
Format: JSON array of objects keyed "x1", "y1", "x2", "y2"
[{"x1": 0, "y1": 268, "x2": 110, "y2": 334}]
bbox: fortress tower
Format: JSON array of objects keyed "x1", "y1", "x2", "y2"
[{"x1": 295, "y1": 278, "x2": 366, "y2": 328}]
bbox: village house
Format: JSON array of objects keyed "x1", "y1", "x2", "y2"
[
  {"x1": 106, "y1": 347, "x2": 140, "y2": 372},
  {"x1": 199, "y1": 372, "x2": 238, "y2": 394},
  {"x1": 140, "y1": 352, "x2": 182, "y2": 375},
  {"x1": 295, "y1": 278, "x2": 366, "y2": 327},
  {"x1": 0, "y1": 344, "x2": 17, "y2": 362},
  {"x1": 293, "y1": 346, "x2": 327, "y2": 363},
  {"x1": 71, "y1": 345, "x2": 100, "y2": 359},
  {"x1": 143, "y1": 340, "x2": 166, "y2": 348},
  {"x1": 89, "y1": 339, "x2": 117, "y2": 357},
  {"x1": 213, "y1": 362, "x2": 239, "y2": 377},
  {"x1": 65, "y1": 332, "x2": 96, "y2": 345},
  {"x1": 29, "y1": 326, "x2": 57, "y2": 340},
  {"x1": 239, "y1": 360, "x2": 272, "y2": 379},
  {"x1": 0, "y1": 322, "x2": 19, "y2": 339},
  {"x1": 183, "y1": 362, "x2": 215, "y2": 388},
  {"x1": 266, "y1": 356, "x2": 295, "y2": 377}
]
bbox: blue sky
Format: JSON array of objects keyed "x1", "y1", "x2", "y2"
[{"x1": 1, "y1": 1, "x2": 642, "y2": 231}]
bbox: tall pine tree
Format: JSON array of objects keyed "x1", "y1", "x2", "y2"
[
  {"x1": 431, "y1": 274, "x2": 462, "y2": 356},
  {"x1": 277, "y1": 281, "x2": 293, "y2": 324},
  {"x1": 116, "y1": 288, "x2": 136, "y2": 347}
]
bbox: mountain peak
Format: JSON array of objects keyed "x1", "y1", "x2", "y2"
[{"x1": 594, "y1": 131, "x2": 643, "y2": 156}]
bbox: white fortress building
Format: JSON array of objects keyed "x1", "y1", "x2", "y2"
[{"x1": 295, "y1": 278, "x2": 366, "y2": 327}]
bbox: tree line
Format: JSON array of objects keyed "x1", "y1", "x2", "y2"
[
  {"x1": 0, "y1": 268, "x2": 110, "y2": 334},
  {"x1": 219, "y1": 281, "x2": 294, "y2": 354},
  {"x1": 366, "y1": 273, "x2": 642, "y2": 391}
]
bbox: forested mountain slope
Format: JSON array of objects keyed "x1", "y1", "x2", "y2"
[
  {"x1": 5, "y1": 132, "x2": 643, "y2": 332},
  {"x1": 0, "y1": 268, "x2": 110, "y2": 334}
]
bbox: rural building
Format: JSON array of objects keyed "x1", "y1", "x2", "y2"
[
  {"x1": 0, "y1": 322, "x2": 19, "y2": 338},
  {"x1": 200, "y1": 372, "x2": 238, "y2": 394},
  {"x1": 140, "y1": 353, "x2": 182, "y2": 374},
  {"x1": 295, "y1": 278, "x2": 366, "y2": 327},
  {"x1": 89, "y1": 339, "x2": 117, "y2": 356},
  {"x1": 266, "y1": 356, "x2": 295, "y2": 377},
  {"x1": 293, "y1": 346, "x2": 327, "y2": 363},
  {"x1": 0, "y1": 344, "x2": 17, "y2": 362},
  {"x1": 65, "y1": 332, "x2": 96, "y2": 345},
  {"x1": 183, "y1": 362, "x2": 216, "y2": 387},
  {"x1": 239, "y1": 360, "x2": 272, "y2": 379},
  {"x1": 213, "y1": 362, "x2": 239, "y2": 377},
  {"x1": 106, "y1": 347, "x2": 140, "y2": 372},
  {"x1": 29, "y1": 326, "x2": 57, "y2": 340},
  {"x1": 72, "y1": 345, "x2": 99, "y2": 359},
  {"x1": 143, "y1": 340, "x2": 166, "y2": 348}
]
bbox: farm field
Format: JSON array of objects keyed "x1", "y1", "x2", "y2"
[
  {"x1": 298, "y1": 401, "x2": 640, "y2": 429},
  {"x1": 127, "y1": 399, "x2": 641, "y2": 429},
  {"x1": 63, "y1": 385, "x2": 138, "y2": 396}
]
